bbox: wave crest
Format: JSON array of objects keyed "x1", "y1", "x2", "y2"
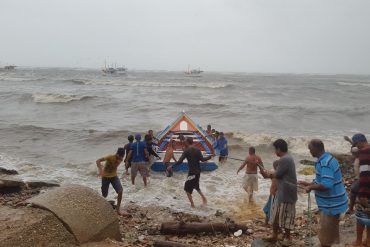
[{"x1": 32, "y1": 93, "x2": 95, "y2": 103}]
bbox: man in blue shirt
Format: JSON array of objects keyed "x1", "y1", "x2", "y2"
[
  {"x1": 217, "y1": 132, "x2": 228, "y2": 163},
  {"x1": 126, "y1": 134, "x2": 149, "y2": 186},
  {"x1": 299, "y1": 139, "x2": 348, "y2": 247}
]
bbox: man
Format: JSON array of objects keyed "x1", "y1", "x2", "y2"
[
  {"x1": 206, "y1": 124, "x2": 214, "y2": 142},
  {"x1": 217, "y1": 132, "x2": 228, "y2": 163},
  {"x1": 148, "y1": 129, "x2": 159, "y2": 145},
  {"x1": 237, "y1": 146, "x2": 263, "y2": 201},
  {"x1": 163, "y1": 139, "x2": 177, "y2": 177},
  {"x1": 299, "y1": 139, "x2": 348, "y2": 247},
  {"x1": 126, "y1": 134, "x2": 149, "y2": 186},
  {"x1": 344, "y1": 135, "x2": 360, "y2": 213},
  {"x1": 349, "y1": 134, "x2": 370, "y2": 247},
  {"x1": 260, "y1": 139, "x2": 297, "y2": 245},
  {"x1": 170, "y1": 137, "x2": 213, "y2": 208},
  {"x1": 96, "y1": 148, "x2": 127, "y2": 216},
  {"x1": 144, "y1": 134, "x2": 161, "y2": 167},
  {"x1": 123, "y1": 135, "x2": 134, "y2": 176}
]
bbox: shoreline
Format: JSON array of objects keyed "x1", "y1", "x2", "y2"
[{"x1": 0, "y1": 152, "x2": 357, "y2": 246}]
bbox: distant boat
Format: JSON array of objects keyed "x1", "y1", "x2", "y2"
[
  {"x1": 184, "y1": 65, "x2": 203, "y2": 76},
  {"x1": 102, "y1": 61, "x2": 127, "y2": 75},
  {"x1": 0, "y1": 65, "x2": 16, "y2": 71},
  {"x1": 151, "y1": 111, "x2": 217, "y2": 173}
]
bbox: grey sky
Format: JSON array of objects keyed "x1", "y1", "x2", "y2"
[{"x1": 1, "y1": 0, "x2": 370, "y2": 74}]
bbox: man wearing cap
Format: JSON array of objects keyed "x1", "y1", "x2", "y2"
[
  {"x1": 126, "y1": 134, "x2": 149, "y2": 186},
  {"x1": 96, "y1": 148, "x2": 127, "y2": 216},
  {"x1": 350, "y1": 134, "x2": 370, "y2": 247}
]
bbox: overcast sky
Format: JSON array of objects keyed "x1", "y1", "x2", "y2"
[{"x1": 1, "y1": 0, "x2": 370, "y2": 74}]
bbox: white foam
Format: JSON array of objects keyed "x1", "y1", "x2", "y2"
[{"x1": 32, "y1": 93, "x2": 92, "y2": 103}]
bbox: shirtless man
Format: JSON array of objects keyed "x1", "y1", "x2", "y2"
[
  {"x1": 163, "y1": 139, "x2": 177, "y2": 177},
  {"x1": 237, "y1": 146, "x2": 263, "y2": 201}
]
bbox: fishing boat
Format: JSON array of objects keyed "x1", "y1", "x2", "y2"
[
  {"x1": 102, "y1": 61, "x2": 127, "y2": 75},
  {"x1": 184, "y1": 65, "x2": 203, "y2": 77},
  {"x1": 151, "y1": 112, "x2": 218, "y2": 172},
  {"x1": 0, "y1": 65, "x2": 16, "y2": 71}
]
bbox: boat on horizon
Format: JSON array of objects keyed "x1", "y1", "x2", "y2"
[
  {"x1": 184, "y1": 65, "x2": 203, "y2": 77},
  {"x1": 102, "y1": 61, "x2": 127, "y2": 75},
  {"x1": 151, "y1": 112, "x2": 217, "y2": 173},
  {"x1": 0, "y1": 65, "x2": 16, "y2": 71}
]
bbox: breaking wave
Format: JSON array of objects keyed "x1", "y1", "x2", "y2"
[
  {"x1": 32, "y1": 93, "x2": 95, "y2": 103},
  {"x1": 336, "y1": 81, "x2": 370, "y2": 88}
]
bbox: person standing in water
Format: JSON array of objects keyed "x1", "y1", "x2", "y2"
[
  {"x1": 123, "y1": 135, "x2": 134, "y2": 176},
  {"x1": 126, "y1": 134, "x2": 149, "y2": 186},
  {"x1": 163, "y1": 139, "x2": 177, "y2": 177},
  {"x1": 169, "y1": 137, "x2": 213, "y2": 208},
  {"x1": 96, "y1": 148, "x2": 128, "y2": 216},
  {"x1": 217, "y1": 132, "x2": 228, "y2": 163},
  {"x1": 237, "y1": 146, "x2": 263, "y2": 201}
]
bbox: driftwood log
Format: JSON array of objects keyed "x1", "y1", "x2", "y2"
[
  {"x1": 154, "y1": 240, "x2": 204, "y2": 247},
  {"x1": 160, "y1": 221, "x2": 248, "y2": 235}
]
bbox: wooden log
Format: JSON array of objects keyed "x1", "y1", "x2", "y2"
[
  {"x1": 160, "y1": 221, "x2": 248, "y2": 235},
  {"x1": 154, "y1": 240, "x2": 204, "y2": 247}
]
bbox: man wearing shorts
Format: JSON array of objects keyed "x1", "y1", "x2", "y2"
[
  {"x1": 260, "y1": 139, "x2": 297, "y2": 245},
  {"x1": 299, "y1": 139, "x2": 348, "y2": 247},
  {"x1": 170, "y1": 137, "x2": 213, "y2": 208},
  {"x1": 126, "y1": 134, "x2": 149, "y2": 186},
  {"x1": 237, "y1": 146, "x2": 263, "y2": 201},
  {"x1": 96, "y1": 148, "x2": 127, "y2": 216}
]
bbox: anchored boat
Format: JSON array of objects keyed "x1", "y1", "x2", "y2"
[{"x1": 151, "y1": 112, "x2": 218, "y2": 172}]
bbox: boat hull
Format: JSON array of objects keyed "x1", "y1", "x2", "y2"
[{"x1": 151, "y1": 161, "x2": 218, "y2": 172}]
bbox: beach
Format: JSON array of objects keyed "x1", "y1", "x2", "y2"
[{"x1": 1, "y1": 68, "x2": 369, "y2": 246}]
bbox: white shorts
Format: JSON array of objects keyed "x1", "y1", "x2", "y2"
[{"x1": 242, "y1": 174, "x2": 258, "y2": 192}]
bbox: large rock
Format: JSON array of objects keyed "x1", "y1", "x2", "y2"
[
  {"x1": 0, "y1": 206, "x2": 76, "y2": 247},
  {"x1": 27, "y1": 184, "x2": 121, "y2": 244}
]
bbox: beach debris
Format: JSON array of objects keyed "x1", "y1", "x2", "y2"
[
  {"x1": 26, "y1": 180, "x2": 59, "y2": 189},
  {"x1": 233, "y1": 229, "x2": 243, "y2": 237},
  {"x1": 154, "y1": 240, "x2": 205, "y2": 247},
  {"x1": 160, "y1": 221, "x2": 248, "y2": 235},
  {"x1": 27, "y1": 184, "x2": 121, "y2": 244},
  {"x1": 0, "y1": 167, "x2": 18, "y2": 175}
]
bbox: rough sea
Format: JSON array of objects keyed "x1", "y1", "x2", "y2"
[{"x1": 1, "y1": 68, "x2": 369, "y2": 218}]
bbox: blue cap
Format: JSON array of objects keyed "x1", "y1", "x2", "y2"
[
  {"x1": 352, "y1": 133, "x2": 367, "y2": 145},
  {"x1": 135, "y1": 133, "x2": 141, "y2": 141}
]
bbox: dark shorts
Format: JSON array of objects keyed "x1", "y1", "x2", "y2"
[
  {"x1": 184, "y1": 174, "x2": 200, "y2": 194},
  {"x1": 351, "y1": 179, "x2": 360, "y2": 199},
  {"x1": 101, "y1": 176, "x2": 123, "y2": 197}
]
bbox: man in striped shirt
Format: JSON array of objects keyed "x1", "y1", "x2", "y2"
[
  {"x1": 299, "y1": 139, "x2": 348, "y2": 247},
  {"x1": 351, "y1": 133, "x2": 370, "y2": 247}
]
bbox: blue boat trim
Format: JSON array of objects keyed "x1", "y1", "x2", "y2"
[{"x1": 151, "y1": 162, "x2": 218, "y2": 172}]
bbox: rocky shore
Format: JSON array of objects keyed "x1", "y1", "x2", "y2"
[{"x1": 0, "y1": 153, "x2": 357, "y2": 247}]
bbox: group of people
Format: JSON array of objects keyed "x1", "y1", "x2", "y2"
[
  {"x1": 95, "y1": 127, "x2": 370, "y2": 247},
  {"x1": 206, "y1": 124, "x2": 229, "y2": 163},
  {"x1": 236, "y1": 134, "x2": 370, "y2": 247}
]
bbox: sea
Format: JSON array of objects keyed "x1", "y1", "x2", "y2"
[{"x1": 1, "y1": 68, "x2": 369, "y2": 218}]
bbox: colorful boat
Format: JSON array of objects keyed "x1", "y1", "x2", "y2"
[{"x1": 151, "y1": 112, "x2": 218, "y2": 172}]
